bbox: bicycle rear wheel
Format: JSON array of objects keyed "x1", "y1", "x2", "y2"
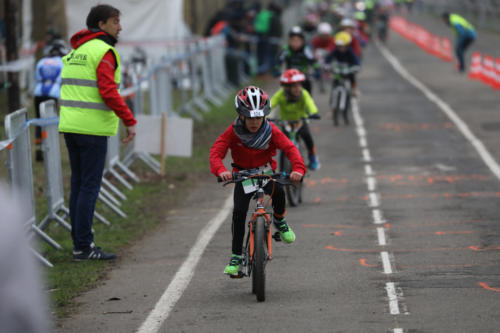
[{"x1": 252, "y1": 217, "x2": 267, "y2": 302}]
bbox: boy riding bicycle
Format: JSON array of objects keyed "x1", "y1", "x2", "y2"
[
  {"x1": 210, "y1": 86, "x2": 306, "y2": 276},
  {"x1": 324, "y1": 31, "x2": 361, "y2": 97},
  {"x1": 274, "y1": 26, "x2": 321, "y2": 95},
  {"x1": 270, "y1": 68, "x2": 321, "y2": 170}
]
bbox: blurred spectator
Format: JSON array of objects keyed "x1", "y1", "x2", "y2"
[
  {"x1": 254, "y1": 1, "x2": 283, "y2": 74},
  {"x1": 33, "y1": 39, "x2": 68, "y2": 162},
  {"x1": 0, "y1": 184, "x2": 50, "y2": 333},
  {"x1": 442, "y1": 12, "x2": 476, "y2": 73}
]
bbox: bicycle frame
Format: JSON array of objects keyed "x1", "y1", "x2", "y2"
[
  {"x1": 247, "y1": 188, "x2": 273, "y2": 263},
  {"x1": 331, "y1": 76, "x2": 351, "y2": 111}
]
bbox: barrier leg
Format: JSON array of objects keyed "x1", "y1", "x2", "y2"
[
  {"x1": 101, "y1": 178, "x2": 127, "y2": 201},
  {"x1": 98, "y1": 193, "x2": 127, "y2": 218},
  {"x1": 115, "y1": 160, "x2": 140, "y2": 183},
  {"x1": 100, "y1": 187, "x2": 122, "y2": 207},
  {"x1": 31, "y1": 248, "x2": 53, "y2": 268},
  {"x1": 94, "y1": 210, "x2": 111, "y2": 226},
  {"x1": 108, "y1": 168, "x2": 133, "y2": 190},
  {"x1": 53, "y1": 214, "x2": 72, "y2": 231},
  {"x1": 31, "y1": 224, "x2": 62, "y2": 250},
  {"x1": 193, "y1": 96, "x2": 210, "y2": 113}
]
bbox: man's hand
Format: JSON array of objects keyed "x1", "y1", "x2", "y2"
[
  {"x1": 219, "y1": 171, "x2": 232, "y2": 182},
  {"x1": 122, "y1": 125, "x2": 136, "y2": 143},
  {"x1": 290, "y1": 171, "x2": 303, "y2": 183}
]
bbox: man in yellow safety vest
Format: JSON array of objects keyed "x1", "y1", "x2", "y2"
[
  {"x1": 442, "y1": 12, "x2": 476, "y2": 73},
  {"x1": 59, "y1": 4, "x2": 137, "y2": 260}
]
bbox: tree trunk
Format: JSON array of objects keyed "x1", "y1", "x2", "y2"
[{"x1": 4, "y1": 0, "x2": 21, "y2": 113}]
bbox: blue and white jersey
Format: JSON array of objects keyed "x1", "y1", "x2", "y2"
[{"x1": 34, "y1": 56, "x2": 63, "y2": 99}]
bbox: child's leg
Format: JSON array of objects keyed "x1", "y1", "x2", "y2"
[
  {"x1": 264, "y1": 182, "x2": 286, "y2": 219},
  {"x1": 264, "y1": 182, "x2": 295, "y2": 243},
  {"x1": 298, "y1": 122, "x2": 315, "y2": 157},
  {"x1": 231, "y1": 183, "x2": 252, "y2": 255}
]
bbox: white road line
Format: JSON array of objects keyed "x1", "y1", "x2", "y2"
[
  {"x1": 372, "y1": 209, "x2": 385, "y2": 224},
  {"x1": 365, "y1": 164, "x2": 375, "y2": 176},
  {"x1": 377, "y1": 227, "x2": 387, "y2": 246},
  {"x1": 354, "y1": 90, "x2": 405, "y2": 321},
  {"x1": 394, "y1": 328, "x2": 404, "y2": 333},
  {"x1": 381, "y1": 251, "x2": 392, "y2": 274},
  {"x1": 356, "y1": 127, "x2": 367, "y2": 137},
  {"x1": 362, "y1": 148, "x2": 372, "y2": 162},
  {"x1": 386, "y1": 282, "x2": 401, "y2": 315},
  {"x1": 366, "y1": 176, "x2": 377, "y2": 192},
  {"x1": 137, "y1": 194, "x2": 233, "y2": 333},
  {"x1": 359, "y1": 136, "x2": 368, "y2": 148},
  {"x1": 377, "y1": 41, "x2": 500, "y2": 182},
  {"x1": 368, "y1": 192, "x2": 380, "y2": 207}
]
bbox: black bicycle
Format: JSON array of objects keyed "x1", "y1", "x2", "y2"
[
  {"x1": 219, "y1": 171, "x2": 292, "y2": 302},
  {"x1": 269, "y1": 118, "x2": 314, "y2": 206},
  {"x1": 327, "y1": 62, "x2": 359, "y2": 126}
]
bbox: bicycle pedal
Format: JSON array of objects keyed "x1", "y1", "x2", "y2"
[
  {"x1": 272, "y1": 231, "x2": 282, "y2": 241},
  {"x1": 229, "y1": 271, "x2": 245, "y2": 279}
]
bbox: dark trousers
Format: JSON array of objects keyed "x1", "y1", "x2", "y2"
[
  {"x1": 456, "y1": 35, "x2": 475, "y2": 72},
  {"x1": 34, "y1": 96, "x2": 57, "y2": 146},
  {"x1": 297, "y1": 122, "x2": 315, "y2": 156},
  {"x1": 64, "y1": 133, "x2": 107, "y2": 251},
  {"x1": 231, "y1": 181, "x2": 286, "y2": 255}
]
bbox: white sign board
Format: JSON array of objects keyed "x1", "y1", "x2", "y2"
[{"x1": 135, "y1": 115, "x2": 193, "y2": 157}]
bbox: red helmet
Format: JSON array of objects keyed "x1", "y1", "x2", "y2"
[
  {"x1": 235, "y1": 86, "x2": 271, "y2": 118},
  {"x1": 280, "y1": 69, "x2": 306, "y2": 85}
]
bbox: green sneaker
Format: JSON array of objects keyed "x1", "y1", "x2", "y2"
[
  {"x1": 224, "y1": 254, "x2": 242, "y2": 276},
  {"x1": 274, "y1": 218, "x2": 296, "y2": 243}
]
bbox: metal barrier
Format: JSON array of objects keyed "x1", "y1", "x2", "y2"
[
  {"x1": 4, "y1": 109, "x2": 56, "y2": 267},
  {"x1": 0, "y1": 33, "x2": 240, "y2": 267}
]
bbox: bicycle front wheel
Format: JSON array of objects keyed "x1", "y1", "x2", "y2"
[{"x1": 252, "y1": 217, "x2": 267, "y2": 302}]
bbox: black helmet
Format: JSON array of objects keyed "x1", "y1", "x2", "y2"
[
  {"x1": 289, "y1": 26, "x2": 304, "y2": 39},
  {"x1": 235, "y1": 86, "x2": 271, "y2": 118},
  {"x1": 44, "y1": 39, "x2": 68, "y2": 57}
]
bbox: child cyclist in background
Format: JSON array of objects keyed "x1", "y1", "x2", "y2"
[
  {"x1": 270, "y1": 69, "x2": 321, "y2": 170},
  {"x1": 324, "y1": 31, "x2": 361, "y2": 97},
  {"x1": 210, "y1": 86, "x2": 306, "y2": 276},
  {"x1": 274, "y1": 26, "x2": 321, "y2": 95}
]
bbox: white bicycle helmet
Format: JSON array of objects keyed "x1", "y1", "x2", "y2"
[
  {"x1": 340, "y1": 18, "x2": 357, "y2": 28},
  {"x1": 317, "y1": 22, "x2": 332, "y2": 35}
]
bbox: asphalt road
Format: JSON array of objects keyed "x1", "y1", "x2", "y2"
[{"x1": 56, "y1": 12, "x2": 500, "y2": 333}]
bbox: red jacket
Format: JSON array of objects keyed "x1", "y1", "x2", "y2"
[
  {"x1": 69, "y1": 29, "x2": 137, "y2": 127},
  {"x1": 311, "y1": 35, "x2": 335, "y2": 53},
  {"x1": 210, "y1": 122, "x2": 306, "y2": 176}
]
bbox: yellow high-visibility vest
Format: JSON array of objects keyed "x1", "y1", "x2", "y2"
[{"x1": 59, "y1": 38, "x2": 121, "y2": 136}]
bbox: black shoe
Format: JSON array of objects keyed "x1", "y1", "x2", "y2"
[
  {"x1": 35, "y1": 150, "x2": 44, "y2": 162},
  {"x1": 73, "y1": 243, "x2": 116, "y2": 261}
]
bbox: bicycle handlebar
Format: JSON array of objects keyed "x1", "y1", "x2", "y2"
[{"x1": 217, "y1": 171, "x2": 292, "y2": 186}]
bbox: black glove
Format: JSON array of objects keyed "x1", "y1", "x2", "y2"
[{"x1": 309, "y1": 113, "x2": 321, "y2": 120}]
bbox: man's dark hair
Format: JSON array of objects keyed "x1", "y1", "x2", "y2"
[
  {"x1": 86, "y1": 4, "x2": 121, "y2": 29},
  {"x1": 441, "y1": 12, "x2": 450, "y2": 20}
]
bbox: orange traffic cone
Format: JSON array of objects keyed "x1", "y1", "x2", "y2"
[
  {"x1": 468, "y1": 52, "x2": 482, "y2": 80},
  {"x1": 492, "y1": 58, "x2": 500, "y2": 90},
  {"x1": 439, "y1": 38, "x2": 453, "y2": 62},
  {"x1": 481, "y1": 55, "x2": 495, "y2": 86}
]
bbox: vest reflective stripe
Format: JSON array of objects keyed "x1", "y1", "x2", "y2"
[
  {"x1": 60, "y1": 99, "x2": 110, "y2": 111},
  {"x1": 450, "y1": 14, "x2": 474, "y2": 34},
  {"x1": 59, "y1": 38, "x2": 121, "y2": 136},
  {"x1": 61, "y1": 78, "x2": 98, "y2": 87}
]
